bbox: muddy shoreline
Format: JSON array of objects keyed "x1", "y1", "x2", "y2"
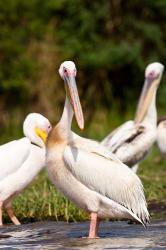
[{"x1": 0, "y1": 219, "x2": 165, "y2": 249}]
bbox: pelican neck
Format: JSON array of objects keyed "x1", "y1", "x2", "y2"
[{"x1": 59, "y1": 96, "x2": 74, "y2": 133}]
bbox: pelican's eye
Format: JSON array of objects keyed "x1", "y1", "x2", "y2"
[
  {"x1": 147, "y1": 70, "x2": 159, "y2": 80},
  {"x1": 63, "y1": 68, "x2": 68, "y2": 74},
  {"x1": 48, "y1": 124, "x2": 52, "y2": 132},
  {"x1": 63, "y1": 67, "x2": 69, "y2": 84}
]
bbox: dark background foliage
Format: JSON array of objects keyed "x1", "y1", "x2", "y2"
[
  {"x1": 0, "y1": 0, "x2": 166, "y2": 224},
  {"x1": 0, "y1": 0, "x2": 165, "y2": 140}
]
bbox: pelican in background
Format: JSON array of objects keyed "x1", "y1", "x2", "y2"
[
  {"x1": 157, "y1": 116, "x2": 166, "y2": 159},
  {"x1": 46, "y1": 61, "x2": 149, "y2": 239},
  {"x1": 101, "y1": 63, "x2": 164, "y2": 173},
  {"x1": 0, "y1": 113, "x2": 52, "y2": 225}
]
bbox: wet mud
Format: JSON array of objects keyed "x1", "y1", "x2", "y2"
[{"x1": 0, "y1": 220, "x2": 165, "y2": 249}]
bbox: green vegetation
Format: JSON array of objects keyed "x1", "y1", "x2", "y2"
[
  {"x1": 3, "y1": 119, "x2": 166, "y2": 224},
  {"x1": 0, "y1": 0, "x2": 166, "y2": 223},
  {"x1": 0, "y1": 0, "x2": 166, "y2": 132}
]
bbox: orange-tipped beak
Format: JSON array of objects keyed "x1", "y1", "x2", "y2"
[{"x1": 65, "y1": 75, "x2": 84, "y2": 130}]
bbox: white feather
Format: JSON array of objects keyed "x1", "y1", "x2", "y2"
[
  {"x1": 0, "y1": 138, "x2": 30, "y2": 181},
  {"x1": 101, "y1": 62, "x2": 165, "y2": 168},
  {"x1": 46, "y1": 61, "x2": 149, "y2": 238},
  {"x1": 157, "y1": 120, "x2": 166, "y2": 158},
  {"x1": 71, "y1": 132, "x2": 121, "y2": 163},
  {"x1": 101, "y1": 121, "x2": 135, "y2": 151},
  {"x1": 0, "y1": 144, "x2": 45, "y2": 202},
  {"x1": 0, "y1": 113, "x2": 51, "y2": 219},
  {"x1": 63, "y1": 143, "x2": 149, "y2": 224},
  {"x1": 102, "y1": 121, "x2": 156, "y2": 166}
]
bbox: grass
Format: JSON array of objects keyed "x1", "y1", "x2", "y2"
[
  {"x1": 2, "y1": 109, "x2": 166, "y2": 223},
  {"x1": 9, "y1": 171, "x2": 88, "y2": 223}
]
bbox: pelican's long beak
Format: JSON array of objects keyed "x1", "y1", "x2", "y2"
[
  {"x1": 35, "y1": 127, "x2": 47, "y2": 143},
  {"x1": 65, "y1": 75, "x2": 84, "y2": 130},
  {"x1": 135, "y1": 77, "x2": 159, "y2": 123}
]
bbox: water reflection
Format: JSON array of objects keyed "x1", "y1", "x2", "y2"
[{"x1": 0, "y1": 220, "x2": 165, "y2": 249}]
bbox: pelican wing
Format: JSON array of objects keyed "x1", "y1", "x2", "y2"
[
  {"x1": 101, "y1": 121, "x2": 134, "y2": 144},
  {"x1": 63, "y1": 145, "x2": 149, "y2": 224},
  {"x1": 0, "y1": 138, "x2": 31, "y2": 180},
  {"x1": 101, "y1": 121, "x2": 145, "y2": 152},
  {"x1": 71, "y1": 132, "x2": 121, "y2": 163},
  {"x1": 0, "y1": 145, "x2": 45, "y2": 201},
  {"x1": 71, "y1": 132, "x2": 99, "y2": 147}
]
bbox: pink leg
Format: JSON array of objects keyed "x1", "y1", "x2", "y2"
[
  {"x1": 6, "y1": 207, "x2": 21, "y2": 225},
  {"x1": 88, "y1": 212, "x2": 100, "y2": 238},
  {"x1": 0, "y1": 201, "x2": 3, "y2": 226}
]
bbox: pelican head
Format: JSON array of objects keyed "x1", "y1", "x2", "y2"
[
  {"x1": 59, "y1": 61, "x2": 84, "y2": 130},
  {"x1": 23, "y1": 113, "x2": 52, "y2": 147},
  {"x1": 135, "y1": 62, "x2": 164, "y2": 123}
]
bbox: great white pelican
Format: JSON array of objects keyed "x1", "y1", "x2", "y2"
[
  {"x1": 46, "y1": 61, "x2": 149, "y2": 238},
  {"x1": 102, "y1": 63, "x2": 164, "y2": 173},
  {"x1": 0, "y1": 113, "x2": 52, "y2": 225}
]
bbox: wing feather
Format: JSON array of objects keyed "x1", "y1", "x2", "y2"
[
  {"x1": 63, "y1": 145, "x2": 149, "y2": 224},
  {"x1": 0, "y1": 137, "x2": 31, "y2": 180},
  {"x1": 101, "y1": 121, "x2": 145, "y2": 152},
  {"x1": 0, "y1": 144, "x2": 45, "y2": 201},
  {"x1": 71, "y1": 132, "x2": 121, "y2": 163}
]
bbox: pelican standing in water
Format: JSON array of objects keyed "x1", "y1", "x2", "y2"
[
  {"x1": 0, "y1": 113, "x2": 52, "y2": 225},
  {"x1": 46, "y1": 61, "x2": 149, "y2": 238},
  {"x1": 157, "y1": 116, "x2": 166, "y2": 159},
  {"x1": 101, "y1": 63, "x2": 164, "y2": 172}
]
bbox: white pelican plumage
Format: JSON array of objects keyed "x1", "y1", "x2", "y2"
[
  {"x1": 157, "y1": 116, "x2": 166, "y2": 159},
  {"x1": 0, "y1": 113, "x2": 52, "y2": 225},
  {"x1": 46, "y1": 61, "x2": 149, "y2": 238},
  {"x1": 101, "y1": 63, "x2": 164, "y2": 172}
]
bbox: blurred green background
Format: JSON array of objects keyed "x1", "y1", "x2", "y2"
[
  {"x1": 0, "y1": 0, "x2": 166, "y2": 142},
  {"x1": 0, "y1": 0, "x2": 165, "y2": 222}
]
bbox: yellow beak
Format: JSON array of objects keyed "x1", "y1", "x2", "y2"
[{"x1": 35, "y1": 127, "x2": 47, "y2": 143}]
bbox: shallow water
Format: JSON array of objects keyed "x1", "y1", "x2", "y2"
[{"x1": 0, "y1": 220, "x2": 165, "y2": 249}]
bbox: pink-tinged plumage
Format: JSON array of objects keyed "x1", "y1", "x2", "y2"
[
  {"x1": 46, "y1": 61, "x2": 149, "y2": 238},
  {"x1": 102, "y1": 63, "x2": 164, "y2": 172}
]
